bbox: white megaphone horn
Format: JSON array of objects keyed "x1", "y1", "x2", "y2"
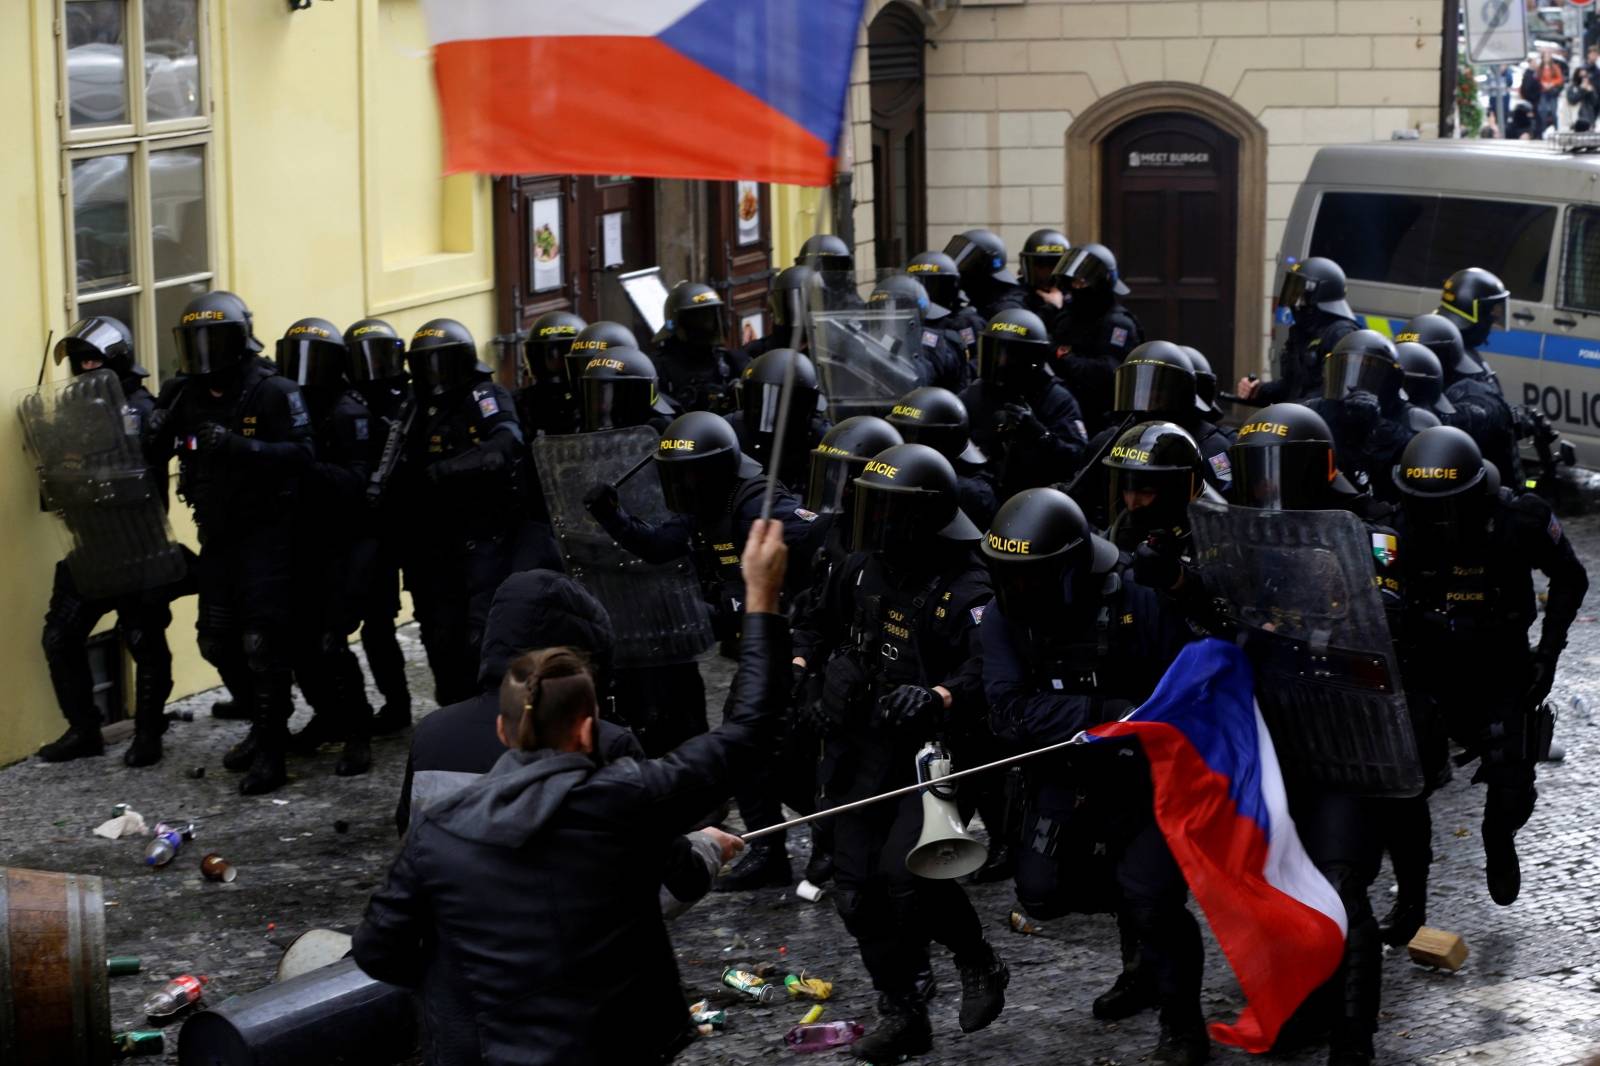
[{"x1": 906, "y1": 741, "x2": 988, "y2": 880}]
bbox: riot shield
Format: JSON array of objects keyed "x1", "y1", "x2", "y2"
[
  {"x1": 17, "y1": 370, "x2": 186, "y2": 600},
  {"x1": 810, "y1": 306, "x2": 924, "y2": 420},
  {"x1": 533, "y1": 427, "x2": 715, "y2": 669},
  {"x1": 1188, "y1": 497, "x2": 1422, "y2": 797}
]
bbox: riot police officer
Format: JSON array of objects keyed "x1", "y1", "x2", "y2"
[
  {"x1": 792, "y1": 443, "x2": 1008, "y2": 1062},
  {"x1": 344, "y1": 317, "x2": 413, "y2": 733},
  {"x1": 1438, "y1": 267, "x2": 1510, "y2": 378},
  {"x1": 1236, "y1": 257, "x2": 1360, "y2": 406},
  {"x1": 36, "y1": 317, "x2": 177, "y2": 767},
  {"x1": 907, "y1": 249, "x2": 985, "y2": 362},
  {"x1": 399, "y1": 319, "x2": 527, "y2": 707},
  {"x1": 577, "y1": 344, "x2": 676, "y2": 433},
  {"x1": 1224, "y1": 403, "x2": 1390, "y2": 1066},
  {"x1": 1017, "y1": 228, "x2": 1072, "y2": 334},
  {"x1": 1048, "y1": 243, "x2": 1144, "y2": 437},
  {"x1": 869, "y1": 274, "x2": 968, "y2": 392},
  {"x1": 980, "y1": 487, "x2": 1205, "y2": 1064},
  {"x1": 1307, "y1": 330, "x2": 1438, "y2": 502},
  {"x1": 945, "y1": 228, "x2": 1027, "y2": 320},
  {"x1": 960, "y1": 309, "x2": 1089, "y2": 498},
  {"x1": 278, "y1": 319, "x2": 378, "y2": 777},
  {"x1": 887, "y1": 385, "x2": 998, "y2": 530},
  {"x1": 654, "y1": 283, "x2": 744, "y2": 414},
  {"x1": 1396, "y1": 341, "x2": 1455, "y2": 421},
  {"x1": 149, "y1": 291, "x2": 314, "y2": 794},
  {"x1": 797, "y1": 233, "x2": 864, "y2": 312},
  {"x1": 726, "y1": 348, "x2": 829, "y2": 489},
  {"x1": 516, "y1": 309, "x2": 586, "y2": 437},
  {"x1": 1386, "y1": 427, "x2": 1587, "y2": 935},
  {"x1": 740, "y1": 264, "x2": 813, "y2": 360},
  {"x1": 1179, "y1": 346, "x2": 1230, "y2": 432},
  {"x1": 1399, "y1": 312, "x2": 1521, "y2": 484}
]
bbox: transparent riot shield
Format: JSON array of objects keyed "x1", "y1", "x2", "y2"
[
  {"x1": 810, "y1": 304, "x2": 924, "y2": 420},
  {"x1": 1188, "y1": 497, "x2": 1422, "y2": 797},
  {"x1": 533, "y1": 427, "x2": 715, "y2": 669},
  {"x1": 17, "y1": 370, "x2": 186, "y2": 600}
]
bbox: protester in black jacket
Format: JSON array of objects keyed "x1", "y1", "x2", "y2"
[{"x1": 354, "y1": 521, "x2": 790, "y2": 1066}]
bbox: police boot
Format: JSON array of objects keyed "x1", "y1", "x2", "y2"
[
  {"x1": 1378, "y1": 891, "x2": 1427, "y2": 948},
  {"x1": 240, "y1": 724, "x2": 288, "y2": 796},
  {"x1": 968, "y1": 841, "x2": 1014, "y2": 884},
  {"x1": 1093, "y1": 916, "x2": 1157, "y2": 1020},
  {"x1": 38, "y1": 726, "x2": 103, "y2": 762},
  {"x1": 852, "y1": 994, "x2": 932, "y2": 1065},
  {"x1": 372, "y1": 699, "x2": 412, "y2": 735},
  {"x1": 211, "y1": 697, "x2": 251, "y2": 720},
  {"x1": 803, "y1": 821, "x2": 835, "y2": 886},
  {"x1": 1150, "y1": 1021, "x2": 1211, "y2": 1065},
  {"x1": 287, "y1": 714, "x2": 340, "y2": 755},
  {"x1": 222, "y1": 728, "x2": 259, "y2": 771},
  {"x1": 956, "y1": 941, "x2": 1009, "y2": 1033},
  {"x1": 123, "y1": 673, "x2": 171, "y2": 768},
  {"x1": 1482, "y1": 822, "x2": 1521, "y2": 905},
  {"x1": 713, "y1": 838, "x2": 792, "y2": 892}
]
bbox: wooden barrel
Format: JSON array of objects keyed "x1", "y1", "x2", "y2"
[{"x1": 0, "y1": 867, "x2": 112, "y2": 1066}]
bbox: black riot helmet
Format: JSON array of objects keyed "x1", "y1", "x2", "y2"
[
  {"x1": 173, "y1": 290, "x2": 257, "y2": 378},
  {"x1": 1396, "y1": 341, "x2": 1454, "y2": 415},
  {"x1": 980, "y1": 488, "x2": 1119, "y2": 625},
  {"x1": 579, "y1": 345, "x2": 672, "y2": 431},
  {"x1": 1396, "y1": 313, "x2": 1477, "y2": 386},
  {"x1": 905, "y1": 250, "x2": 964, "y2": 309},
  {"x1": 277, "y1": 317, "x2": 348, "y2": 391},
  {"x1": 662, "y1": 282, "x2": 726, "y2": 348},
  {"x1": 977, "y1": 308, "x2": 1052, "y2": 398},
  {"x1": 1102, "y1": 420, "x2": 1207, "y2": 543},
  {"x1": 344, "y1": 319, "x2": 407, "y2": 383},
  {"x1": 805, "y1": 415, "x2": 903, "y2": 517},
  {"x1": 944, "y1": 229, "x2": 1012, "y2": 285},
  {"x1": 1019, "y1": 229, "x2": 1071, "y2": 289},
  {"x1": 1439, "y1": 267, "x2": 1510, "y2": 350},
  {"x1": 768, "y1": 265, "x2": 815, "y2": 334},
  {"x1": 886, "y1": 386, "x2": 985, "y2": 466},
  {"x1": 1323, "y1": 329, "x2": 1403, "y2": 405},
  {"x1": 797, "y1": 233, "x2": 853, "y2": 275},
  {"x1": 408, "y1": 319, "x2": 489, "y2": 396},
  {"x1": 1229, "y1": 402, "x2": 1356, "y2": 510},
  {"x1": 1114, "y1": 341, "x2": 1205, "y2": 417},
  {"x1": 56, "y1": 315, "x2": 139, "y2": 378},
  {"x1": 1178, "y1": 346, "x2": 1219, "y2": 412},
  {"x1": 655, "y1": 411, "x2": 761, "y2": 523},
  {"x1": 569, "y1": 320, "x2": 638, "y2": 388},
  {"x1": 1051, "y1": 242, "x2": 1131, "y2": 297},
  {"x1": 870, "y1": 273, "x2": 945, "y2": 320},
  {"x1": 1276, "y1": 257, "x2": 1353, "y2": 327},
  {"x1": 1394, "y1": 426, "x2": 1494, "y2": 540},
  {"x1": 524, "y1": 310, "x2": 587, "y2": 383},
  {"x1": 852, "y1": 443, "x2": 980, "y2": 553},
  {"x1": 739, "y1": 348, "x2": 821, "y2": 458}
]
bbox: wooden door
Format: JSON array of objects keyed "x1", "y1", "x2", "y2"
[
  {"x1": 1101, "y1": 113, "x2": 1239, "y2": 383},
  {"x1": 869, "y1": 4, "x2": 926, "y2": 274},
  {"x1": 708, "y1": 181, "x2": 774, "y2": 348}
]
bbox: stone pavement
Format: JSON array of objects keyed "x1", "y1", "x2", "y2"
[{"x1": 4, "y1": 518, "x2": 1600, "y2": 1065}]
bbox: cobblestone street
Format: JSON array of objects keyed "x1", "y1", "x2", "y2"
[{"x1": 4, "y1": 517, "x2": 1600, "y2": 1065}]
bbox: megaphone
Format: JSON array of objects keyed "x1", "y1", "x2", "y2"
[{"x1": 906, "y1": 742, "x2": 988, "y2": 880}]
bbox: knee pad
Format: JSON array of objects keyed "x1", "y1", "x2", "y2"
[
  {"x1": 41, "y1": 624, "x2": 77, "y2": 660},
  {"x1": 196, "y1": 632, "x2": 232, "y2": 667},
  {"x1": 242, "y1": 630, "x2": 274, "y2": 674},
  {"x1": 122, "y1": 625, "x2": 169, "y2": 665}
]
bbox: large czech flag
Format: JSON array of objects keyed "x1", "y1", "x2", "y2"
[
  {"x1": 420, "y1": 0, "x2": 867, "y2": 185},
  {"x1": 1087, "y1": 638, "x2": 1348, "y2": 1053}
]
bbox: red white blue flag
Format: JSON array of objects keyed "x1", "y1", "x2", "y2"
[
  {"x1": 420, "y1": 0, "x2": 866, "y2": 185},
  {"x1": 1087, "y1": 638, "x2": 1348, "y2": 1053}
]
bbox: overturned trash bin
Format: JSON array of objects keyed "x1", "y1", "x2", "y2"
[{"x1": 177, "y1": 959, "x2": 416, "y2": 1066}]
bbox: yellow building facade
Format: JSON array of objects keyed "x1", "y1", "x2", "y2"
[{"x1": 1, "y1": 0, "x2": 499, "y2": 764}]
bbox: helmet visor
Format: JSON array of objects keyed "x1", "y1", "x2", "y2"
[
  {"x1": 408, "y1": 344, "x2": 478, "y2": 394},
  {"x1": 1229, "y1": 442, "x2": 1335, "y2": 510},
  {"x1": 1055, "y1": 248, "x2": 1111, "y2": 288},
  {"x1": 978, "y1": 334, "x2": 1043, "y2": 392},
  {"x1": 1021, "y1": 255, "x2": 1058, "y2": 289},
  {"x1": 525, "y1": 335, "x2": 576, "y2": 379},
  {"x1": 769, "y1": 286, "x2": 807, "y2": 332},
  {"x1": 174, "y1": 321, "x2": 249, "y2": 377},
  {"x1": 806, "y1": 453, "x2": 863, "y2": 515},
  {"x1": 55, "y1": 320, "x2": 129, "y2": 366},
  {"x1": 658, "y1": 452, "x2": 736, "y2": 519},
  {"x1": 1107, "y1": 466, "x2": 1193, "y2": 538},
  {"x1": 349, "y1": 335, "x2": 406, "y2": 383},
  {"x1": 851, "y1": 483, "x2": 938, "y2": 553},
  {"x1": 942, "y1": 235, "x2": 983, "y2": 273},
  {"x1": 1114, "y1": 363, "x2": 1194, "y2": 415},
  {"x1": 678, "y1": 305, "x2": 726, "y2": 347},
  {"x1": 1276, "y1": 271, "x2": 1312, "y2": 311},
  {"x1": 581, "y1": 377, "x2": 656, "y2": 431},
  {"x1": 1398, "y1": 488, "x2": 1487, "y2": 543},
  {"x1": 278, "y1": 337, "x2": 348, "y2": 389},
  {"x1": 988, "y1": 556, "x2": 1070, "y2": 626},
  {"x1": 1323, "y1": 352, "x2": 1396, "y2": 401}
]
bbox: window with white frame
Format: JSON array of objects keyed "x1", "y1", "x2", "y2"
[{"x1": 60, "y1": 0, "x2": 213, "y2": 382}]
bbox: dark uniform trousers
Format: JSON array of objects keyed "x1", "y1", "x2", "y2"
[{"x1": 353, "y1": 379, "x2": 412, "y2": 715}]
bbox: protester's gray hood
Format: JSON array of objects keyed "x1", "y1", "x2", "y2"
[{"x1": 428, "y1": 747, "x2": 598, "y2": 848}]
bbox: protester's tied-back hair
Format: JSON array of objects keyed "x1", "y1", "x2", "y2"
[{"x1": 502, "y1": 647, "x2": 597, "y2": 751}]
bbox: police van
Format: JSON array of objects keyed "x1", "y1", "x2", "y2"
[{"x1": 1277, "y1": 139, "x2": 1600, "y2": 464}]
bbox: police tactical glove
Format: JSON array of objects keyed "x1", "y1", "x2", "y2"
[
  {"x1": 427, "y1": 448, "x2": 505, "y2": 483},
  {"x1": 996, "y1": 404, "x2": 1047, "y2": 444},
  {"x1": 1526, "y1": 647, "x2": 1560, "y2": 707},
  {"x1": 1339, "y1": 389, "x2": 1381, "y2": 435},
  {"x1": 1132, "y1": 541, "x2": 1182, "y2": 592},
  {"x1": 144, "y1": 407, "x2": 171, "y2": 443},
  {"x1": 194, "y1": 422, "x2": 234, "y2": 453},
  {"x1": 583, "y1": 481, "x2": 621, "y2": 520},
  {"x1": 876, "y1": 684, "x2": 941, "y2": 730}
]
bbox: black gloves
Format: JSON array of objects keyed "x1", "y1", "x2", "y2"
[
  {"x1": 1132, "y1": 540, "x2": 1183, "y2": 592},
  {"x1": 996, "y1": 403, "x2": 1047, "y2": 444},
  {"x1": 193, "y1": 422, "x2": 235, "y2": 454},
  {"x1": 1338, "y1": 389, "x2": 1381, "y2": 436},
  {"x1": 428, "y1": 448, "x2": 506, "y2": 484},
  {"x1": 1526, "y1": 647, "x2": 1560, "y2": 707},
  {"x1": 583, "y1": 481, "x2": 620, "y2": 520},
  {"x1": 876, "y1": 684, "x2": 942, "y2": 730},
  {"x1": 145, "y1": 407, "x2": 171, "y2": 442}
]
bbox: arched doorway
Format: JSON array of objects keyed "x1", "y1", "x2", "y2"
[
  {"x1": 1066, "y1": 84, "x2": 1268, "y2": 384},
  {"x1": 868, "y1": 4, "x2": 926, "y2": 272},
  {"x1": 1101, "y1": 113, "x2": 1239, "y2": 374}
]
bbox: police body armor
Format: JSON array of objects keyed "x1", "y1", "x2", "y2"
[
  {"x1": 690, "y1": 477, "x2": 769, "y2": 640},
  {"x1": 413, "y1": 381, "x2": 525, "y2": 534}
]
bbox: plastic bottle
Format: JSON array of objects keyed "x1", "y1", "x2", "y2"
[
  {"x1": 143, "y1": 823, "x2": 194, "y2": 868},
  {"x1": 141, "y1": 974, "x2": 208, "y2": 1018},
  {"x1": 784, "y1": 1020, "x2": 864, "y2": 1051}
]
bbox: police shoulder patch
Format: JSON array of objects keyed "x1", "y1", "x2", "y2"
[
  {"x1": 960, "y1": 327, "x2": 976, "y2": 347},
  {"x1": 1109, "y1": 326, "x2": 1129, "y2": 348},
  {"x1": 1208, "y1": 452, "x2": 1232, "y2": 481},
  {"x1": 1548, "y1": 513, "x2": 1563, "y2": 544},
  {"x1": 473, "y1": 386, "x2": 501, "y2": 417},
  {"x1": 922, "y1": 329, "x2": 940, "y2": 349},
  {"x1": 970, "y1": 604, "x2": 986, "y2": 625},
  {"x1": 1371, "y1": 532, "x2": 1398, "y2": 569},
  {"x1": 286, "y1": 389, "x2": 311, "y2": 427},
  {"x1": 354, "y1": 417, "x2": 369, "y2": 442},
  {"x1": 794, "y1": 507, "x2": 818, "y2": 522}
]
